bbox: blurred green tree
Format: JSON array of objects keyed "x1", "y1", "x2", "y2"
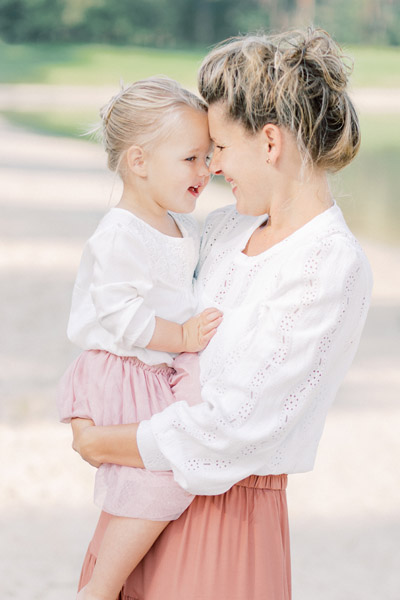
[
  {"x1": 0, "y1": 0, "x2": 65, "y2": 41},
  {"x1": 0, "y1": 0, "x2": 399, "y2": 46}
]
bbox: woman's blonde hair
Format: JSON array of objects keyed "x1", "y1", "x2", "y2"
[
  {"x1": 198, "y1": 28, "x2": 360, "y2": 172},
  {"x1": 98, "y1": 76, "x2": 207, "y2": 173}
]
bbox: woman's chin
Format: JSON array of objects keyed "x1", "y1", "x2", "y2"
[{"x1": 235, "y1": 199, "x2": 267, "y2": 217}]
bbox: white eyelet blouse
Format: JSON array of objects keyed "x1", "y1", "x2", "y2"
[{"x1": 137, "y1": 203, "x2": 373, "y2": 495}]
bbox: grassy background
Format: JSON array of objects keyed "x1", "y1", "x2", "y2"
[
  {"x1": 333, "y1": 114, "x2": 400, "y2": 243},
  {"x1": 1, "y1": 42, "x2": 400, "y2": 87},
  {"x1": 0, "y1": 43, "x2": 204, "y2": 87},
  {"x1": 1, "y1": 110, "x2": 97, "y2": 139}
]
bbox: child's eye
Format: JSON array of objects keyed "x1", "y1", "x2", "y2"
[
  {"x1": 185, "y1": 156, "x2": 196, "y2": 162},
  {"x1": 205, "y1": 155, "x2": 212, "y2": 166}
]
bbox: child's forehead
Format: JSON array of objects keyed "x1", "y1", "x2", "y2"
[
  {"x1": 176, "y1": 106, "x2": 208, "y2": 125},
  {"x1": 169, "y1": 130, "x2": 212, "y2": 150},
  {"x1": 165, "y1": 110, "x2": 210, "y2": 140}
]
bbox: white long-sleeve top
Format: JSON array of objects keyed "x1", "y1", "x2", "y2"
[
  {"x1": 67, "y1": 208, "x2": 200, "y2": 366},
  {"x1": 137, "y1": 203, "x2": 373, "y2": 495}
]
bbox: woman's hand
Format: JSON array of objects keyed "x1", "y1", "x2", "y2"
[
  {"x1": 71, "y1": 418, "x2": 145, "y2": 469},
  {"x1": 71, "y1": 418, "x2": 102, "y2": 467}
]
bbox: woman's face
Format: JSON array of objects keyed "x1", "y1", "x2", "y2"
[{"x1": 207, "y1": 102, "x2": 270, "y2": 216}]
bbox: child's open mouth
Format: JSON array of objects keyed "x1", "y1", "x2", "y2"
[{"x1": 188, "y1": 185, "x2": 200, "y2": 197}]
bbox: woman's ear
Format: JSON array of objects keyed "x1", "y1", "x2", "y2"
[
  {"x1": 126, "y1": 145, "x2": 147, "y2": 176},
  {"x1": 262, "y1": 123, "x2": 282, "y2": 166}
]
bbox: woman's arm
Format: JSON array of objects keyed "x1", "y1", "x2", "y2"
[{"x1": 71, "y1": 419, "x2": 144, "y2": 468}]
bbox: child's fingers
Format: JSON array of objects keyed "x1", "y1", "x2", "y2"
[
  {"x1": 200, "y1": 327, "x2": 218, "y2": 345},
  {"x1": 200, "y1": 307, "x2": 223, "y2": 321},
  {"x1": 200, "y1": 315, "x2": 223, "y2": 334}
]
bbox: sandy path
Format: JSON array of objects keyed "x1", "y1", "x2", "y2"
[
  {"x1": 1, "y1": 115, "x2": 399, "y2": 599},
  {"x1": 1, "y1": 84, "x2": 400, "y2": 114}
]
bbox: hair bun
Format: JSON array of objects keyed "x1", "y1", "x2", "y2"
[{"x1": 293, "y1": 28, "x2": 351, "y2": 93}]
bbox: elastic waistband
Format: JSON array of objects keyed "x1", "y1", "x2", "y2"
[
  {"x1": 234, "y1": 474, "x2": 287, "y2": 490},
  {"x1": 88, "y1": 350, "x2": 175, "y2": 375},
  {"x1": 119, "y1": 354, "x2": 174, "y2": 375}
]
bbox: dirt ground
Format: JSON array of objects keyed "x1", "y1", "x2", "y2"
[{"x1": 1, "y1": 109, "x2": 399, "y2": 599}]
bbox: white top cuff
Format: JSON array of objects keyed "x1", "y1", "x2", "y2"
[{"x1": 137, "y1": 420, "x2": 171, "y2": 471}]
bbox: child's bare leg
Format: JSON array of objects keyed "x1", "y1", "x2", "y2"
[{"x1": 78, "y1": 515, "x2": 169, "y2": 600}]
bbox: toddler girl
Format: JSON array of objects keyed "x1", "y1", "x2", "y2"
[{"x1": 57, "y1": 77, "x2": 222, "y2": 600}]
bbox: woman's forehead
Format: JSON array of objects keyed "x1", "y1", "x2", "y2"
[
  {"x1": 208, "y1": 103, "x2": 252, "y2": 143},
  {"x1": 207, "y1": 103, "x2": 233, "y2": 137}
]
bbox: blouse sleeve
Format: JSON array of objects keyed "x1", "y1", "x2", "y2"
[
  {"x1": 88, "y1": 225, "x2": 156, "y2": 349},
  {"x1": 137, "y1": 235, "x2": 372, "y2": 494}
]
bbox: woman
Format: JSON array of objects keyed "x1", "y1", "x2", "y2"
[{"x1": 72, "y1": 28, "x2": 372, "y2": 599}]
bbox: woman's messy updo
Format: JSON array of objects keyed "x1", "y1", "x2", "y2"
[
  {"x1": 198, "y1": 28, "x2": 360, "y2": 172},
  {"x1": 98, "y1": 76, "x2": 207, "y2": 173}
]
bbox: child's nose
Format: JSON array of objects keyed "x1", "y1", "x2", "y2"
[
  {"x1": 208, "y1": 153, "x2": 220, "y2": 175},
  {"x1": 199, "y1": 159, "x2": 210, "y2": 177}
]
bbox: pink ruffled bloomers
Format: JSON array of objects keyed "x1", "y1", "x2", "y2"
[{"x1": 57, "y1": 350, "x2": 201, "y2": 520}]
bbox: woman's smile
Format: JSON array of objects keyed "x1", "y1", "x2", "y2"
[{"x1": 225, "y1": 177, "x2": 237, "y2": 194}]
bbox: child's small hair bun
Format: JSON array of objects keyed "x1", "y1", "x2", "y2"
[{"x1": 100, "y1": 80, "x2": 126, "y2": 125}]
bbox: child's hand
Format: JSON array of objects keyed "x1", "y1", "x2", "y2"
[{"x1": 182, "y1": 308, "x2": 223, "y2": 352}]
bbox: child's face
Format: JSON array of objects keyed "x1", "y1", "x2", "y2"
[{"x1": 144, "y1": 108, "x2": 211, "y2": 214}]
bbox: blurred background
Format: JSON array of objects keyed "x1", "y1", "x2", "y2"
[{"x1": 0, "y1": 1, "x2": 399, "y2": 599}]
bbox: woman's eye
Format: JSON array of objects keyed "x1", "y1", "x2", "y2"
[{"x1": 216, "y1": 145, "x2": 225, "y2": 151}]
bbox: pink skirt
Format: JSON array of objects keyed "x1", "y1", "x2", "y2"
[
  {"x1": 78, "y1": 474, "x2": 291, "y2": 600},
  {"x1": 57, "y1": 350, "x2": 201, "y2": 520}
]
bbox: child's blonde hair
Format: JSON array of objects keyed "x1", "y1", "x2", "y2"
[
  {"x1": 198, "y1": 28, "x2": 360, "y2": 172},
  {"x1": 99, "y1": 76, "x2": 207, "y2": 173}
]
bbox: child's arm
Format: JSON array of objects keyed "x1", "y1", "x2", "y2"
[{"x1": 147, "y1": 308, "x2": 223, "y2": 353}]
